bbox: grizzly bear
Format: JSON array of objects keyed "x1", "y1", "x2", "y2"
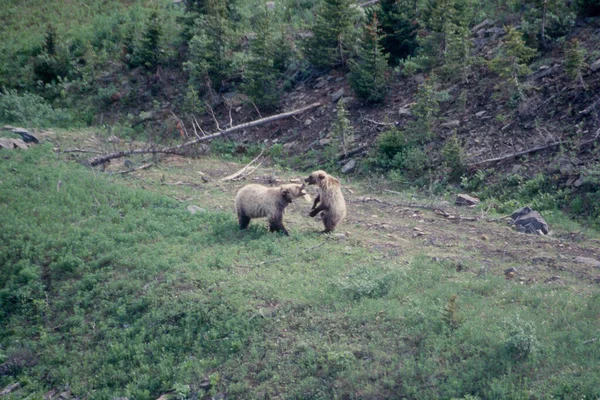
[
  {"x1": 234, "y1": 183, "x2": 308, "y2": 236},
  {"x1": 305, "y1": 170, "x2": 346, "y2": 233}
]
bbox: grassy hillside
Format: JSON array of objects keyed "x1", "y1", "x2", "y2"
[{"x1": 1, "y1": 144, "x2": 599, "y2": 399}]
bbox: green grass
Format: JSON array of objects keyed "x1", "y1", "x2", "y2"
[{"x1": 1, "y1": 146, "x2": 600, "y2": 399}]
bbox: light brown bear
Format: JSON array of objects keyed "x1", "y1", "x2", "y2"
[
  {"x1": 305, "y1": 170, "x2": 346, "y2": 233},
  {"x1": 234, "y1": 183, "x2": 308, "y2": 236}
]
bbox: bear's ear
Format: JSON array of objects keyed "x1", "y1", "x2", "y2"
[
  {"x1": 318, "y1": 173, "x2": 326, "y2": 180},
  {"x1": 281, "y1": 188, "x2": 290, "y2": 199}
]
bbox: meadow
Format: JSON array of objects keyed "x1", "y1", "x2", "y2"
[{"x1": 1, "y1": 144, "x2": 599, "y2": 399}]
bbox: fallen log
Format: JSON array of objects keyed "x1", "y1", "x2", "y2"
[
  {"x1": 87, "y1": 102, "x2": 321, "y2": 167},
  {"x1": 467, "y1": 135, "x2": 600, "y2": 168}
]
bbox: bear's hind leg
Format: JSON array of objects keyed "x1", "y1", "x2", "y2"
[{"x1": 239, "y1": 214, "x2": 251, "y2": 230}]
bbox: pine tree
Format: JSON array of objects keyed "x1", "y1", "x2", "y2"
[
  {"x1": 444, "y1": 23, "x2": 472, "y2": 83},
  {"x1": 184, "y1": 0, "x2": 237, "y2": 92},
  {"x1": 304, "y1": 0, "x2": 361, "y2": 69},
  {"x1": 407, "y1": 73, "x2": 440, "y2": 141},
  {"x1": 564, "y1": 38, "x2": 587, "y2": 88},
  {"x1": 419, "y1": 0, "x2": 473, "y2": 69},
  {"x1": 488, "y1": 26, "x2": 537, "y2": 96},
  {"x1": 349, "y1": 14, "x2": 390, "y2": 103},
  {"x1": 375, "y1": 0, "x2": 420, "y2": 66},
  {"x1": 330, "y1": 101, "x2": 355, "y2": 157},
  {"x1": 243, "y1": 8, "x2": 282, "y2": 110},
  {"x1": 521, "y1": 0, "x2": 575, "y2": 48},
  {"x1": 138, "y1": 11, "x2": 162, "y2": 70}
]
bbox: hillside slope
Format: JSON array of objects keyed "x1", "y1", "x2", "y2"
[{"x1": 1, "y1": 138, "x2": 599, "y2": 399}]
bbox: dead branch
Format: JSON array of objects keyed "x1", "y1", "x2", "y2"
[
  {"x1": 339, "y1": 145, "x2": 369, "y2": 160},
  {"x1": 221, "y1": 150, "x2": 265, "y2": 182},
  {"x1": 359, "y1": 0, "x2": 380, "y2": 7},
  {"x1": 111, "y1": 163, "x2": 154, "y2": 175},
  {"x1": 468, "y1": 135, "x2": 600, "y2": 168},
  {"x1": 87, "y1": 102, "x2": 321, "y2": 167},
  {"x1": 468, "y1": 141, "x2": 561, "y2": 167},
  {"x1": 63, "y1": 148, "x2": 104, "y2": 155},
  {"x1": 363, "y1": 118, "x2": 396, "y2": 126}
]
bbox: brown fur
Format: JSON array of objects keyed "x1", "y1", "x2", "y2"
[
  {"x1": 234, "y1": 183, "x2": 307, "y2": 236},
  {"x1": 305, "y1": 170, "x2": 346, "y2": 233}
]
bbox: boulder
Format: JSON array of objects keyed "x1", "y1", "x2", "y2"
[
  {"x1": 330, "y1": 88, "x2": 345, "y2": 102},
  {"x1": 455, "y1": 194, "x2": 480, "y2": 206},
  {"x1": 187, "y1": 205, "x2": 205, "y2": 215},
  {"x1": 398, "y1": 107, "x2": 412, "y2": 116},
  {"x1": 590, "y1": 59, "x2": 600, "y2": 73},
  {"x1": 573, "y1": 256, "x2": 600, "y2": 268},
  {"x1": 529, "y1": 66, "x2": 555, "y2": 80},
  {"x1": 440, "y1": 120, "x2": 460, "y2": 129},
  {"x1": 221, "y1": 92, "x2": 248, "y2": 107},
  {"x1": 341, "y1": 159, "x2": 357, "y2": 174},
  {"x1": 472, "y1": 19, "x2": 493, "y2": 33},
  {"x1": 511, "y1": 207, "x2": 549, "y2": 235}
]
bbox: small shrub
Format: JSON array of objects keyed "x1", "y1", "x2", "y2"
[
  {"x1": 441, "y1": 133, "x2": 466, "y2": 183},
  {"x1": 0, "y1": 89, "x2": 74, "y2": 127},
  {"x1": 330, "y1": 101, "x2": 355, "y2": 157},
  {"x1": 503, "y1": 314, "x2": 539, "y2": 361},
  {"x1": 335, "y1": 265, "x2": 399, "y2": 300}
]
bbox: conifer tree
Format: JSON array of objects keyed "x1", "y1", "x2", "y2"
[
  {"x1": 349, "y1": 14, "x2": 390, "y2": 103},
  {"x1": 407, "y1": 73, "x2": 440, "y2": 141},
  {"x1": 243, "y1": 8, "x2": 282, "y2": 110},
  {"x1": 418, "y1": 0, "x2": 473, "y2": 70},
  {"x1": 488, "y1": 26, "x2": 537, "y2": 96},
  {"x1": 304, "y1": 0, "x2": 361, "y2": 69},
  {"x1": 138, "y1": 11, "x2": 162, "y2": 70},
  {"x1": 184, "y1": 0, "x2": 237, "y2": 92},
  {"x1": 564, "y1": 38, "x2": 587, "y2": 88},
  {"x1": 375, "y1": 0, "x2": 420, "y2": 66},
  {"x1": 330, "y1": 101, "x2": 355, "y2": 157}
]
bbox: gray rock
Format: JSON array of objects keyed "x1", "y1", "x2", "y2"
[
  {"x1": 314, "y1": 79, "x2": 327, "y2": 89},
  {"x1": 475, "y1": 111, "x2": 486, "y2": 117},
  {"x1": 511, "y1": 164, "x2": 522, "y2": 174},
  {"x1": 304, "y1": 118, "x2": 313, "y2": 126},
  {"x1": 341, "y1": 159, "x2": 357, "y2": 174},
  {"x1": 573, "y1": 176, "x2": 584, "y2": 187},
  {"x1": 472, "y1": 19, "x2": 493, "y2": 33},
  {"x1": 222, "y1": 92, "x2": 248, "y2": 107},
  {"x1": 330, "y1": 88, "x2": 345, "y2": 102},
  {"x1": 319, "y1": 138, "x2": 331, "y2": 146},
  {"x1": 511, "y1": 207, "x2": 549, "y2": 235},
  {"x1": 529, "y1": 66, "x2": 555, "y2": 80},
  {"x1": 440, "y1": 120, "x2": 460, "y2": 129},
  {"x1": 265, "y1": 1, "x2": 275, "y2": 10},
  {"x1": 455, "y1": 194, "x2": 480, "y2": 206},
  {"x1": 573, "y1": 256, "x2": 600, "y2": 268},
  {"x1": 483, "y1": 27, "x2": 505, "y2": 37},
  {"x1": 398, "y1": 107, "x2": 412, "y2": 116},
  {"x1": 590, "y1": 59, "x2": 600, "y2": 72},
  {"x1": 511, "y1": 206, "x2": 532, "y2": 220},
  {"x1": 187, "y1": 205, "x2": 205, "y2": 214},
  {"x1": 0, "y1": 138, "x2": 28, "y2": 150},
  {"x1": 139, "y1": 111, "x2": 155, "y2": 121},
  {"x1": 558, "y1": 156, "x2": 574, "y2": 174},
  {"x1": 413, "y1": 74, "x2": 426, "y2": 84}
]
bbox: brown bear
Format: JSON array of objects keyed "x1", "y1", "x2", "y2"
[
  {"x1": 305, "y1": 170, "x2": 346, "y2": 233},
  {"x1": 234, "y1": 183, "x2": 308, "y2": 236}
]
